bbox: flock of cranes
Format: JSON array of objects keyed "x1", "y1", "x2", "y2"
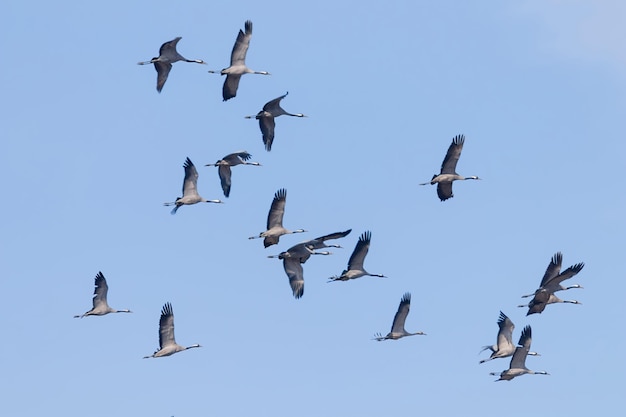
[
  {"x1": 478, "y1": 252, "x2": 585, "y2": 381},
  {"x1": 75, "y1": 20, "x2": 587, "y2": 381}
]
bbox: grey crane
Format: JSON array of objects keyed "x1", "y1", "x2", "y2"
[
  {"x1": 249, "y1": 188, "x2": 306, "y2": 248},
  {"x1": 268, "y1": 229, "x2": 352, "y2": 299},
  {"x1": 373, "y1": 292, "x2": 425, "y2": 341},
  {"x1": 519, "y1": 290, "x2": 582, "y2": 316},
  {"x1": 205, "y1": 151, "x2": 261, "y2": 197},
  {"x1": 329, "y1": 231, "x2": 386, "y2": 282},
  {"x1": 419, "y1": 134, "x2": 480, "y2": 201},
  {"x1": 490, "y1": 325, "x2": 549, "y2": 381},
  {"x1": 137, "y1": 37, "x2": 206, "y2": 92},
  {"x1": 74, "y1": 272, "x2": 132, "y2": 318},
  {"x1": 209, "y1": 20, "x2": 270, "y2": 101},
  {"x1": 244, "y1": 92, "x2": 306, "y2": 151},
  {"x1": 479, "y1": 311, "x2": 539, "y2": 363},
  {"x1": 521, "y1": 252, "x2": 585, "y2": 297},
  {"x1": 519, "y1": 253, "x2": 584, "y2": 315},
  {"x1": 143, "y1": 302, "x2": 201, "y2": 359},
  {"x1": 164, "y1": 157, "x2": 223, "y2": 214}
]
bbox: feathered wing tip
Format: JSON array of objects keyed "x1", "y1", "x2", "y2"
[
  {"x1": 161, "y1": 302, "x2": 173, "y2": 317},
  {"x1": 400, "y1": 292, "x2": 411, "y2": 304},
  {"x1": 274, "y1": 188, "x2": 287, "y2": 200},
  {"x1": 292, "y1": 282, "x2": 304, "y2": 299},
  {"x1": 244, "y1": 20, "x2": 253, "y2": 35},
  {"x1": 452, "y1": 134, "x2": 465, "y2": 146},
  {"x1": 373, "y1": 332, "x2": 386, "y2": 341},
  {"x1": 95, "y1": 271, "x2": 106, "y2": 284},
  {"x1": 518, "y1": 325, "x2": 531, "y2": 345},
  {"x1": 359, "y1": 230, "x2": 372, "y2": 243},
  {"x1": 183, "y1": 157, "x2": 194, "y2": 169},
  {"x1": 497, "y1": 311, "x2": 509, "y2": 325}
]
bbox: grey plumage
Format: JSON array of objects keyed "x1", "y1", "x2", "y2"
[
  {"x1": 205, "y1": 151, "x2": 261, "y2": 197},
  {"x1": 74, "y1": 272, "x2": 132, "y2": 318},
  {"x1": 268, "y1": 229, "x2": 351, "y2": 299},
  {"x1": 479, "y1": 311, "x2": 539, "y2": 363},
  {"x1": 138, "y1": 37, "x2": 206, "y2": 92},
  {"x1": 490, "y1": 326, "x2": 549, "y2": 381},
  {"x1": 209, "y1": 20, "x2": 270, "y2": 101},
  {"x1": 519, "y1": 253, "x2": 584, "y2": 315},
  {"x1": 245, "y1": 92, "x2": 306, "y2": 151},
  {"x1": 143, "y1": 302, "x2": 201, "y2": 358},
  {"x1": 373, "y1": 292, "x2": 425, "y2": 341},
  {"x1": 329, "y1": 231, "x2": 386, "y2": 282},
  {"x1": 164, "y1": 157, "x2": 223, "y2": 214},
  {"x1": 419, "y1": 134, "x2": 480, "y2": 201},
  {"x1": 249, "y1": 188, "x2": 306, "y2": 248}
]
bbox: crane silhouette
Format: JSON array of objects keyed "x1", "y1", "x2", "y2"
[
  {"x1": 138, "y1": 37, "x2": 206, "y2": 92},
  {"x1": 373, "y1": 293, "x2": 425, "y2": 341},
  {"x1": 519, "y1": 253, "x2": 584, "y2": 315},
  {"x1": 268, "y1": 230, "x2": 351, "y2": 298},
  {"x1": 419, "y1": 134, "x2": 480, "y2": 201},
  {"x1": 143, "y1": 302, "x2": 201, "y2": 358},
  {"x1": 74, "y1": 272, "x2": 132, "y2": 318},
  {"x1": 329, "y1": 231, "x2": 385, "y2": 281},
  {"x1": 245, "y1": 92, "x2": 306, "y2": 151},
  {"x1": 164, "y1": 157, "x2": 223, "y2": 214},
  {"x1": 249, "y1": 188, "x2": 306, "y2": 247},
  {"x1": 209, "y1": 20, "x2": 270, "y2": 101},
  {"x1": 479, "y1": 311, "x2": 539, "y2": 363},
  {"x1": 489, "y1": 326, "x2": 549, "y2": 381},
  {"x1": 205, "y1": 151, "x2": 261, "y2": 197}
]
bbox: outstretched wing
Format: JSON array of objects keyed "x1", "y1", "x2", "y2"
[
  {"x1": 347, "y1": 231, "x2": 372, "y2": 271},
  {"x1": 181, "y1": 157, "x2": 199, "y2": 198},
  {"x1": 158, "y1": 302, "x2": 176, "y2": 349},
  {"x1": 440, "y1": 134, "x2": 464, "y2": 175},
  {"x1": 283, "y1": 257, "x2": 304, "y2": 299},
  {"x1": 259, "y1": 114, "x2": 276, "y2": 151},
  {"x1": 230, "y1": 20, "x2": 252, "y2": 66},
  {"x1": 218, "y1": 165, "x2": 232, "y2": 197},
  {"x1": 390, "y1": 293, "x2": 411, "y2": 334}
]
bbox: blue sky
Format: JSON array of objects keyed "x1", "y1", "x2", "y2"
[{"x1": 2, "y1": 1, "x2": 625, "y2": 416}]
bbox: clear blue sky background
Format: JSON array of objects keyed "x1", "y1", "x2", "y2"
[{"x1": 2, "y1": 1, "x2": 625, "y2": 416}]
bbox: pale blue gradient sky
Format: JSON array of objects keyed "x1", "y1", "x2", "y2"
[{"x1": 2, "y1": 1, "x2": 625, "y2": 416}]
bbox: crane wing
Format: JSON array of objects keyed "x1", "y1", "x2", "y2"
[
  {"x1": 92, "y1": 271, "x2": 109, "y2": 309},
  {"x1": 313, "y1": 229, "x2": 352, "y2": 243},
  {"x1": 158, "y1": 302, "x2": 176, "y2": 349},
  {"x1": 440, "y1": 134, "x2": 464, "y2": 174},
  {"x1": 159, "y1": 37, "x2": 181, "y2": 57},
  {"x1": 154, "y1": 62, "x2": 172, "y2": 93},
  {"x1": 218, "y1": 165, "x2": 232, "y2": 197},
  {"x1": 267, "y1": 189, "x2": 286, "y2": 230},
  {"x1": 390, "y1": 293, "x2": 411, "y2": 334},
  {"x1": 436, "y1": 181, "x2": 454, "y2": 201},
  {"x1": 543, "y1": 263, "x2": 585, "y2": 290},
  {"x1": 539, "y1": 252, "x2": 562, "y2": 287},
  {"x1": 229, "y1": 20, "x2": 252, "y2": 66},
  {"x1": 259, "y1": 114, "x2": 276, "y2": 151},
  {"x1": 283, "y1": 257, "x2": 304, "y2": 299},
  {"x1": 509, "y1": 325, "x2": 531, "y2": 370},
  {"x1": 181, "y1": 158, "x2": 199, "y2": 198},
  {"x1": 222, "y1": 74, "x2": 242, "y2": 101},
  {"x1": 496, "y1": 311, "x2": 515, "y2": 351},
  {"x1": 347, "y1": 231, "x2": 371, "y2": 271},
  {"x1": 262, "y1": 93, "x2": 288, "y2": 114}
]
